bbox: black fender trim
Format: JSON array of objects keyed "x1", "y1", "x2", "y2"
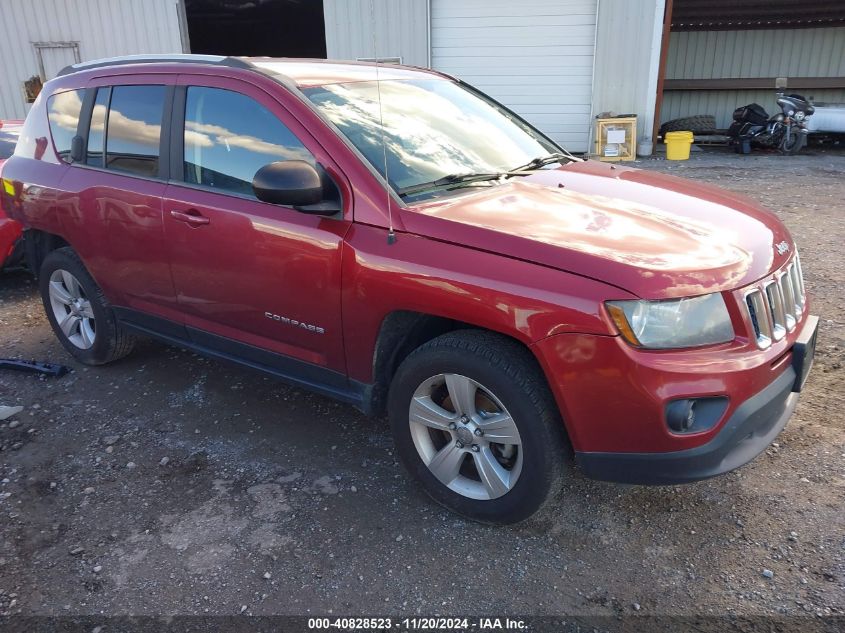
[{"x1": 113, "y1": 307, "x2": 377, "y2": 415}]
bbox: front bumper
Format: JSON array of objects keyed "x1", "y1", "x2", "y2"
[
  {"x1": 576, "y1": 366, "x2": 796, "y2": 484},
  {"x1": 575, "y1": 314, "x2": 818, "y2": 485}
]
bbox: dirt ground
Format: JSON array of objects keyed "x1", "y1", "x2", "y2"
[{"x1": 0, "y1": 146, "x2": 843, "y2": 626}]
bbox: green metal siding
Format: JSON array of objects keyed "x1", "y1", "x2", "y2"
[{"x1": 662, "y1": 27, "x2": 845, "y2": 127}]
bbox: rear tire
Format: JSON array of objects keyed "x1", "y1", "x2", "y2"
[
  {"x1": 387, "y1": 330, "x2": 567, "y2": 524},
  {"x1": 39, "y1": 247, "x2": 135, "y2": 365}
]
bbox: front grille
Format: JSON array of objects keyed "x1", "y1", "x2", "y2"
[{"x1": 744, "y1": 255, "x2": 806, "y2": 349}]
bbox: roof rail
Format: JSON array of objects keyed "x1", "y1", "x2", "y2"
[{"x1": 57, "y1": 54, "x2": 254, "y2": 77}]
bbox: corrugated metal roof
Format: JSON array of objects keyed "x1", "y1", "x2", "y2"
[{"x1": 672, "y1": 0, "x2": 845, "y2": 31}]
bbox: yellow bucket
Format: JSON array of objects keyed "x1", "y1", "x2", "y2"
[{"x1": 665, "y1": 131, "x2": 694, "y2": 160}]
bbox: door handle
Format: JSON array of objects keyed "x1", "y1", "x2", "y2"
[{"x1": 170, "y1": 209, "x2": 210, "y2": 226}]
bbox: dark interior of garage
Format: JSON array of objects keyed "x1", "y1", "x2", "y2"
[{"x1": 185, "y1": 0, "x2": 326, "y2": 58}]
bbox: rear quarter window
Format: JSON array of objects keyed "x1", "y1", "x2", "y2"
[
  {"x1": 46, "y1": 88, "x2": 86, "y2": 163},
  {"x1": 0, "y1": 129, "x2": 18, "y2": 160}
]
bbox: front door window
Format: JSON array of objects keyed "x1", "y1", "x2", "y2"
[{"x1": 183, "y1": 86, "x2": 315, "y2": 197}]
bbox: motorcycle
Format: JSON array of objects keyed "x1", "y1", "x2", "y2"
[{"x1": 729, "y1": 93, "x2": 815, "y2": 155}]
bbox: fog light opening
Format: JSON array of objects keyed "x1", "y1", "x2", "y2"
[
  {"x1": 667, "y1": 400, "x2": 695, "y2": 433},
  {"x1": 665, "y1": 397, "x2": 729, "y2": 435}
]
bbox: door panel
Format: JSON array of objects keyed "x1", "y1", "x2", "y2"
[
  {"x1": 61, "y1": 76, "x2": 179, "y2": 320},
  {"x1": 63, "y1": 170, "x2": 176, "y2": 317},
  {"x1": 164, "y1": 77, "x2": 351, "y2": 372},
  {"x1": 164, "y1": 184, "x2": 348, "y2": 368}
]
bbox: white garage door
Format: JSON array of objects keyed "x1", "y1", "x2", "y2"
[{"x1": 431, "y1": 0, "x2": 597, "y2": 153}]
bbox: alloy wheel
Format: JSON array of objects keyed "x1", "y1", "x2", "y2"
[
  {"x1": 408, "y1": 373, "x2": 523, "y2": 500},
  {"x1": 48, "y1": 269, "x2": 96, "y2": 349}
]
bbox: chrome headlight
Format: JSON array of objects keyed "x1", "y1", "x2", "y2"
[
  {"x1": 606, "y1": 294, "x2": 734, "y2": 349},
  {"x1": 794, "y1": 111, "x2": 806, "y2": 121}
]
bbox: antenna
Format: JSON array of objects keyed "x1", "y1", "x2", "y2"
[{"x1": 369, "y1": 0, "x2": 396, "y2": 245}]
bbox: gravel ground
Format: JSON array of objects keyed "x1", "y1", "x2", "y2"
[{"x1": 0, "y1": 147, "x2": 843, "y2": 625}]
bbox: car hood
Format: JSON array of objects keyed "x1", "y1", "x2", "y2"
[{"x1": 401, "y1": 160, "x2": 794, "y2": 299}]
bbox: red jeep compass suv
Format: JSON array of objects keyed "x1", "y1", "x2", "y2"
[{"x1": 0, "y1": 55, "x2": 818, "y2": 523}]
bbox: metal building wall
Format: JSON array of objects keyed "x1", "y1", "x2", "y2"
[
  {"x1": 323, "y1": 0, "x2": 430, "y2": 67},
  {"x1": 591, "y1": 0, "x2": 666, "y2": 146},
  {"x1": 0, "y1": 0, "x2": 186, "y2": 119},
  {"x1": 663, "y1": 27, "x2": 845, "y2": 127}
]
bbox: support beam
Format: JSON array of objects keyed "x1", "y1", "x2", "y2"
[
  {"x1": 651, "y1": 0, "x2": 674, "y2": 142},
  {"x1": 664, "y1": 77, "x2": 845, "y2": 90}
]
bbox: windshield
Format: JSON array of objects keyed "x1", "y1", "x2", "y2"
[{"x1": 303, "y1": 79, "x2": 561, "y2": 196}]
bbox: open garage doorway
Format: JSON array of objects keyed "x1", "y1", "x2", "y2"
[
  {"x1": 653, "y1": 0, "x2": 845, "y2": 139},
  {"x1": 185, "y1": 0, "x2": 327, "y2": 58}
]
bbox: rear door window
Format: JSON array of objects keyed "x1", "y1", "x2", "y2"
[
  {"x1": 182, "y1": 86, "x2": 314, "y2": 197},
  {"x1": 46, "y1": 88, "x2": 86, "y2": 162},
  {"x1": 106, "y1": 85, "x2": 166, "y2": 177}
]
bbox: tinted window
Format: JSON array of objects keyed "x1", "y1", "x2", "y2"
[
  {"x1": 106, "y1": 85, "x2": 165, "y2": 177},
  {"x1": 47, "y1": 88, "x2": 86, "y2": 162},
  {"x1": 0, "y1": 128, "x2": 20, "y2": 160},
  {"x1": 87, "y1": 87, "x2": 110, "y2": 168},
  {"x1": 183, "y1": 86, "x2": 313, "y2": 197}
]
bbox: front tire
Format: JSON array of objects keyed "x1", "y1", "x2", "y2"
[
  {"x1": 388, "y1": 331, "x2": 567, "y2": 524},
  {"x1": 779, "y1": 131, "x2": 806, "y2": 155},
  {"x1": 39, "y1": 247, "x2": 135, "y2": 365}
]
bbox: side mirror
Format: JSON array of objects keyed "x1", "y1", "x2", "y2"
[
  {"x1": 252, "y1": 160, "x2": 323, "y2": 208},
  {"x1": 70, "y1": 135, "x2": 85, "y2": 163}
]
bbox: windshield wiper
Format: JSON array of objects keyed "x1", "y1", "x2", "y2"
[
  {"x1": 397, "y1": 154, "x2": 576, "y2": 198},
  {"x1": 509, "y1": 152, "x2": 571, "y2": 173},
  {"x1": 397, "y1": 172, "x2": 504, "y2": 198}
]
